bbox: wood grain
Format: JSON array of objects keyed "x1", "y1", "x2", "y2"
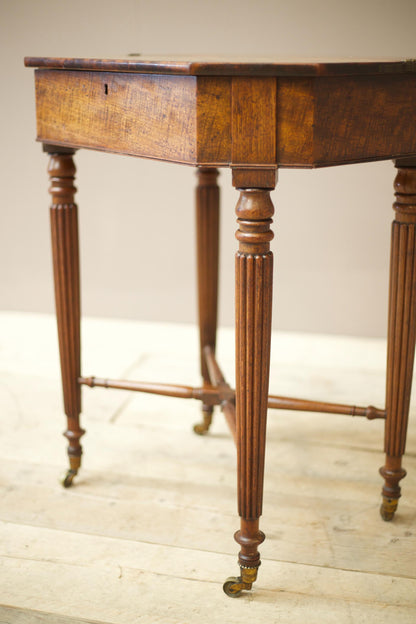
[
  {"x1": 31, "y1": 63, "x2": 416, "y2": 169},
  {"x1": 48, "y1": 150, "x2": 84, "y2": 472},
  {"x1": 380, "y1": 161, "x2": 416, "y2": 515},
  {"x1": 2, "y1": 518, "x2": 416, "y2": 623},
  {"x1": 231, "y1": 77, "x2": 276, "y2": 168},
  {"x1": 25, "y1": 55, "x2": 416, "y2": 76},
  {"x1": 193, "y1": 168, "x2": 220, "y2": 434},
  {"x1": 0, "y1": 605, "x2": 105, "y2": 624},
  {"x1": 203, "y1": 346, "x2": 236, "y2": 442},
  {"x1": 315, "y1": 75, "x2": 416, "y2": 165},
  {"x1": 196, "y1": 79, "x2": 230, "y2": 164},
  {"x1": 196, "y1": 169, "x2": 220, "y2": 384},
  {"x1": 267, "y1": 394, "x2": 385, "y2": 419},
  {"x1": 35, "y1": 70, "x2": 198, "y2": 163},
  {"x1": 234, "y1": 188, "x2": 274, "y2": 571},
  {"x1": 276, "y1": 78, "x2": 314, "y2": 166},
  {"x1": 277, "y1": 75, "x2": 416, "y2": 167}
]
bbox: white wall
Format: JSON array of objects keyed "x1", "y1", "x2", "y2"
[{"x1": 1, "y1": 0, "x2": 416, "y2": 336}]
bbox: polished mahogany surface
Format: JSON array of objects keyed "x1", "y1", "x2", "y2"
[{"x1": 25, "y1": 55, "x2": 416, "y2": 76}]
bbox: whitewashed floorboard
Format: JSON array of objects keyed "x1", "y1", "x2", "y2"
[{"x1": 0, "y1": 312, "x2": 415, "y2": 623}]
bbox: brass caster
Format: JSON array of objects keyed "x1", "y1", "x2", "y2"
[
  {"x1": 193, "y1": 422, "x2": 209, "y2": 435},
  {"x1": 223, "y1": 576, "x2": 246, "y2": 597},
  {"x1": 62, "y1": 468, "x2": 78, "y2": 488},
  {"x1": 193, "y1": 407, "x2": 213, "y2": 436},
  {"x1": 380, "y1": 496, "x2": 398, "y2": 521},
  {"x1": 223, "y1": 566, "x2": 258, "y2": 598}
]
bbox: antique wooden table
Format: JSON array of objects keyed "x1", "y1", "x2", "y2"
[{"x1": 25, "y1": 56, "x2": 416, "y2": 597}]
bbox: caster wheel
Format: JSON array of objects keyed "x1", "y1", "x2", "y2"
[
  {"x1": 193, "y1": 422, "x2": 209, "y2": 435},
  {"x1": 193, "y1": 406, "x2": 213, "y2": 436},
  {"x1": 223, "y1": 577, "x2": 243, "y2": 598},
  {"x1": 62, "y1": 468, "x2": 77, "y2": 488}
]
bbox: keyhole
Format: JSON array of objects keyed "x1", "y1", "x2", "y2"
[{"x1": 104, "y1": 84, "x2": 108, "y2": 95}]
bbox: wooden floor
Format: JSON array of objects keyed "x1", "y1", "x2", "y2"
[{"x1": 0, "y1": 312, "x2": 415, "y2": 624}]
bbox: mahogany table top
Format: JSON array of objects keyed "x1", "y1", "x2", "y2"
[{"x1": 24, "y1": 55, "x2": 416, "y2": 76}]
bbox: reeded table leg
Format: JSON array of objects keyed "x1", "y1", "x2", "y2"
[
  {"x1": 194, "y1": 168, "x2": 220, "y2": 435},
  {"x1": 224, "y1": 188, "x2": 274, "y2": 597},
  {"x1": 47, "y1": 147, "x2": 84, "y2": 488},
  {"x1": 380, "y1": 159, "x2": 416, "y2": 519}
]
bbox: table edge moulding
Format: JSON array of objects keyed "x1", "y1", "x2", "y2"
[{"x1": 24, "y1": 55, "x2": 416, "y2": 598}]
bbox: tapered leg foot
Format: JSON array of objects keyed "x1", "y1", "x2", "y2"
[{"x1": 223, "y1": 566, "x2": 258, "y2": 598}]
